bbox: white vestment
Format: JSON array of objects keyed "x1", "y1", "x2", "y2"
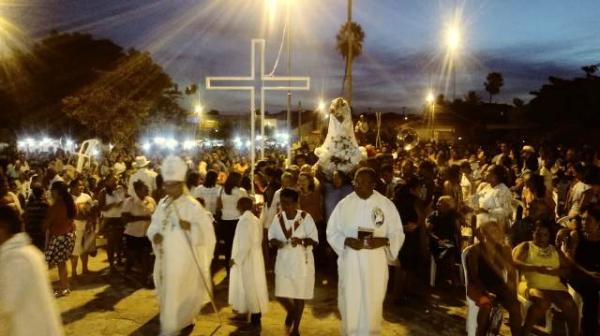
[
  {"x1": 0, "y1": 233, "x2": 64, "y2": 336},
  {"x1": 268, "y1": 211, "x2": 318, "y2": 300},
  {"x1": 228, "y1": 211, "x2": 269, "y2": 314},
  {"x1": 147, "y1": 194, "x2": 216, "y2": 336},
  {"x1": 327, "y1": 191, "x2": 404, "y2": 336}
]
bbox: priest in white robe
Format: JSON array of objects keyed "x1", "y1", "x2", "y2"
[
  {"x1": 327, "y1": 168, "x2": 404, "y2": 336},
  {"x1": 147, "y1": 155, "x2": 216, "y2": 336},
  {"x1": 228, "y1": 197, "x2": 269, "y2": 330}
]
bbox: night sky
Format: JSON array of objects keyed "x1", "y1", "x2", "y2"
[{"x1": 4, "y1": 0, "x2": 600, "y2": 113}]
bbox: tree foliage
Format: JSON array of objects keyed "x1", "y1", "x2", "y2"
[
  {"x1": 336, "y1": 21, "x2": 365, "y2": 96},
  {"x1": 484, "y1": 72, "x2": 504, "y2": 103},
  {"x1": 63, "y1": 50, "x2": 185, "y2": 145},
  {"x1": 0, "y1": 32, "x2": 126, "y2": 132}
]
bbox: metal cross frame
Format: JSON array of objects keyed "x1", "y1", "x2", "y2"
[{"x1": 206, "y1": 38, "x2": 310, "y2": 194}]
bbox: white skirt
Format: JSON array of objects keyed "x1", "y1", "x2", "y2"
[
  {"x1": 275, "y1": 273, "x2": 314, "y2": 300},
  {"x1": 72, "y1": 220, "x2": 87, "y2": 256}
]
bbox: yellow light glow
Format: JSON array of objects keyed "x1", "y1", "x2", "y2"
[
  {"x1": 446, "y1": 25, "x2": 461, "y2": 52},
  {"x1": 194, "y1": 103, "x2": 204, "y2": 115},
  {"x1": 318, "y1": 100, "x2": 326, "y2": 112},
  {"x1": 426, "y1": 92, "x2": 435, "y2": 104}
]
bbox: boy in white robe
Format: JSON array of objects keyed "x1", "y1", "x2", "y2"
[
  {"x1": 147, "y1": 156, "x2": 216, "y2": 336},
  {"x1": 228, "y1": 197, "x2": 269, "y2": 331},
  {"x1": 327, "y1": 167, "x2": 405, "y2": 336},
  {"x1": 268, "y1": 188, "x2": 318, "y2": 336},
  {"x1": 0, "y1": 205, "x2": 64, "y2": 336}
]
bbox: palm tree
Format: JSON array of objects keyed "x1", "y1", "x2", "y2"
[
  {"x1": 484, "y1": 72, "x2": 504, "y2": 103},
  {"x1": 336, "y1": 20, "x2": 364, "y2": 105}
]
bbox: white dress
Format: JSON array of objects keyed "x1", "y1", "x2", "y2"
[
  {"x1": 0, "y1": 233, "x2": 64, "y2": 336},
  {"x1": 268, "y1": 210, "x2": 318, "y2": 300},
  {"x1": 475, "y1": 182, "x2": 512, "y2": 228},
  {"x1": 72, "y1": 193, "x2": 93, "y2": 256},
  {"x1": 147, "y1": 194, "x2": 216, "y2": 336},
  {"x1": 228, "y1": 211, "x2": 269, "y2": 314},
  {"x1": 314, "y1": 98, "x2": 366, "y2": 177},
  {"x1": 326, "y1": 191, "x2": 404, "y2": 336}
]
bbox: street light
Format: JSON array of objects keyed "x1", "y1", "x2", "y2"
[
  {"x1": 426, "y1": 91, "x2": 435, "y2": 140},
  {"x1": 445, "y1": 23, "x2": 462, "y2": 100}
]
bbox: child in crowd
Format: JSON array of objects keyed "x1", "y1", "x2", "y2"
[
  {"x1": 268, "y1": 188, "x2": 318, "y2": 336},
  {"x1": 228, "y1": 197, "x2": 269, "y2": 331}
]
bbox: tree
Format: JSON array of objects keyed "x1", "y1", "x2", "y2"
[
  {"x1": 484, "y1": 72, "x2": 504, "y2": 103},
  {"x1": 581, "y1": 64, "x2": 599, "y2": 78},
  {"x1": 512, "y1": 97, "x2": 525, "y2": 107},
  {"x1": 63, "y1": 50, "x2": 186, "y2": 145},
  {"x1": 465, "y1": 91, "x2": 481, "y2": 105},
  {"x1": 0, "y1": 32, "x2": 125, "y2": 134},
  {"x1": 336, "y1": 20, "x2": 365, "y2": 104}
]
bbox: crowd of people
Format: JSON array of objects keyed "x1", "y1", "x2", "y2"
[{"x1": 0, "y1": 138, "x2": 599, "y2": 335}]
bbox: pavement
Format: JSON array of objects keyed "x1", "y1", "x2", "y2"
[{"x1": 49, "y1": 249, "x2": 516, "y2": 336}]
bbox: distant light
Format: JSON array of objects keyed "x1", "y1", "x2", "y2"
[
  {"x1": 108, "y1": 143, "x2": 114, "y2": 151},
  {"x1": 65, "y1": 138, "x2": 74, "y2": 146},
  {"x1": 318, "y1": 100, "x2": 326, "y2": 112},
  {"x1": 41, "y1": 137, "x2": 51, "y2": 144},
  {"x1": 194, "y1": 103, "x2": 204, "y2": 115},
  {"x1": 426, "y1": 91, "x2": 435, "y2": 104},
  {"x1": 165, "y1": 138, "x2": 178, "y2": 149},
  {"x1": 91, "y1": 148, "x2": 99, "y2": 156},
  {"x1": 458, "y1": 137, "x2": 462, "y2": 141},
  {"x1": 446, "y1": 25, "x2": 461, "y2": 52},
  {"x1": 182, "y1": 140, "x2": 196, "y2": 150},
  {"x1": 26, "y1": 138, "x2": 35, "y2": 145},
  {"x1": 142, "y1": 142, "x2": 151, "y2": 151},
  {"x1": 154, "y1": 137, "x2": 166, "y2": 145},
  {"x1": 404, "y1": 116, "x2": 408, "y2": 121}
]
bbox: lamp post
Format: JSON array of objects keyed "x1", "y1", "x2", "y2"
[{"x1": 426, "y1": 91, "x2": 435, "y2": 140}]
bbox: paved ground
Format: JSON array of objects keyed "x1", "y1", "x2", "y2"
[{"x1": 49, "y1": 250, "x2": 515, "y2": 336}]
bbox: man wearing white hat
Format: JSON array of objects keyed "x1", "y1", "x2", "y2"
[
  {"x1": 147, "y1": 155, "x2": 216, "y2": 336},
  {"x1": 128, "y1": 156, "x2": 157, "y2": 197}
]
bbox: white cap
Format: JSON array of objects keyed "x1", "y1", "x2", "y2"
[{"x1": 161, "y1": 155, "x2": 187, "y2": 182}]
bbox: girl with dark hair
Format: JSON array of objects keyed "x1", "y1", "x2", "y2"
[
  {"x1": 44, "y1": 181, "x2": 75, "y2": 297},
  {"x1": 218, "y1": 171, "x2": 248, "y2": 276},
  {"x1": 522, "y1": 173, "x2": 555, "y2": 218}
]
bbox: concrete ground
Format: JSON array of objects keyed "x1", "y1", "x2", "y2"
[{"x1": 49, "y1": 249, "x2": 523, "y2": 336}]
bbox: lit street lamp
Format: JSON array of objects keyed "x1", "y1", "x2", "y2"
[
  {"x1": 445, "y1": 22, "x2": 462, "y2": 101},
  {"x1": 426, "y1": 91, "x2": 435, "y2": 140}
]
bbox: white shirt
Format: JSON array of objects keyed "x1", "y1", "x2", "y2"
[
  {"x1": 122, "y1": 196, "x2": 156, "y2": 237},
  {"x1": 0, "y1": 234, "x2": 64, "y2": 336},
  {"x1": 221, "y1": 187, "x2": 248, "y2": 221},
  {"x1": 101, "y1": 186, "x2": 125, "y2": 218},
  {"x1": 191, "y1": 185, "x2": 221, "y2": 215}
]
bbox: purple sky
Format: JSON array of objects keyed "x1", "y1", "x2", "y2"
[{"x1": 4, "y1": 0, "x2": 599, "y2": 113}]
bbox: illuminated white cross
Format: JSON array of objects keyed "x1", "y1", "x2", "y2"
[{"x1": 206, "y1": 39, "x2": 310, "y2": 168}]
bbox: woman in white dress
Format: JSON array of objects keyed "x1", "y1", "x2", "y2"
[
  {"x1": 474, "y1": 164, "x2": 513, "y2": 232},
  {"x1": 268, "y1": 188, "x2": 318, "y2": 336},
  {"x1": 219, "y1": 172, "x2": 248, "y2": 276},
  {"x1": 69, "y1": 178, "x2": 93, "y2": 280}
]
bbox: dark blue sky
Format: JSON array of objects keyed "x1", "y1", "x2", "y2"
[{"x1": 4, "y1": 0, "x2": 600, "y2": 113}]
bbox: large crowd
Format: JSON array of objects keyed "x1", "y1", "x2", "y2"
[{"x1": 0, "y1": 139, "x2": 599, "y2": 336}]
